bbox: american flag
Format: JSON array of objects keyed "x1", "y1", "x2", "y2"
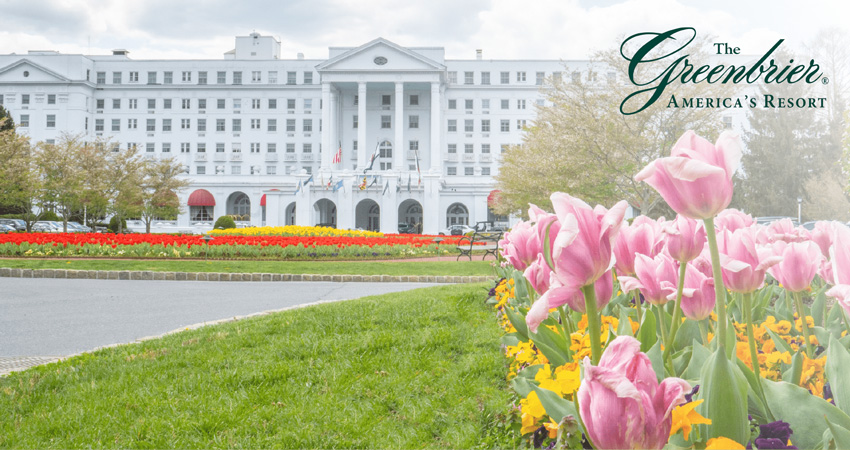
[{"x1": 332, "y1": 141, "x2": 342, "y2": 164}]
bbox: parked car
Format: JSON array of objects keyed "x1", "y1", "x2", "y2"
[
  {"x1": 440, "y1": 224, "x2": 475, "y2": 236},
  {"x1": 67, "y1": 221, "x2": 92, "y2": 233},
  {"x1": 398, "y1": 223, "x2": 417, "y2": 234},
  {"x1": 32, "y1": 221, "x2": 62, "y2": 233},
  {"x1": 802, "y1": 221, "x2": 818, "y2": 231},
  {"x1": 0, "y1": 218, "x2": 26, "y2": 231},
  {"x1": 755, "y1": 216, "x2": 799, "y2": 227},
  {"x1": 0, "y1": 224, "x2": 15, "y2": 233}
]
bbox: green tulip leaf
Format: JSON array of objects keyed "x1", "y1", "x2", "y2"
[
  {"x1": 529, "y1": 382, "x2": 578, "y2": 423},
  {"x1": 505, "y1": 306, "x2": 529, "y2": 341},
  {"x1": 762, "y1": 378, "x2": 850, "y2": 450},
  {"x1": 511, "y1": 374, "x2": 537, "y2": 398},
  {"x1": 766, "y1": 327, "x2": 795, "y2": 355},
  {"x1": 617, "y1": 308, "x2": 633, "y2": 337},
  {"x1": 825, "y1": 417, "x2": 850, "y2": 450},
  {"x1": 685, "y1": 338, "x2": 712, "y2": 382},
  {"x1": 646, "y1": 340, "x2": 665, "y2": 380},
  {"x1": 700, "y1": 348, "x2": 749, "y2": 444},
  {"x1": 672, "y1": 319, "x2": 701, "y2": 353},
  {"x1": 827, "y1": 335, "x2": 850, "y2": 416},
  {"x1": 638, "y1": 309, "x2": 657, "y2": 353}
]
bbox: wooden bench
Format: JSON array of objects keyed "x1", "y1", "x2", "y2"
[{"x1": 456, "y1": 231, "x2": 503, "y2": 261}]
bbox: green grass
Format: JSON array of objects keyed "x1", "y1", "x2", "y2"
[
  {"x1": 0, "y1": 283, "x2": 519, "y2": 449},
  {"x1": 0, "y1": 259, "x2": 497, "y2": 276}
]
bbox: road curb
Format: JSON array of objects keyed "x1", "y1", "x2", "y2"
[{"x1": 0, "y1": 267, "x2": 491, "y2": 284}]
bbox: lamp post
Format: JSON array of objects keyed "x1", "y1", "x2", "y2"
[
  {"x1": 797, "y1": 197, "x2": 802, "y2": 225},
  {"x1": 434, "y1": 237, "x2": 443, "y2": 262},
  {"x1": 202, "y1": 235, "x2": 214, "y2": 262}
]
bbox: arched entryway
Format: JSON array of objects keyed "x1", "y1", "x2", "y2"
[
  {"x1": 313, "y1": 198, "x2": 336, "y2": 227},
  {"x1": 226, "y1": 192, "x2": 251, "y2": 221},
  {"x1": 285, "y1": 202, "x2": 297, "y2": 225},
  {"x1": 398, "y1": 199, "x2": 423, "y2": 233},
  {"x1": 355, "y1": 199, "x2": 380, "y2": 232},
  {"x1": 187, "y1": 189, "x2": 215, "y2": 223},
  {"x1": 446, "y1": 202, "x2": 469, "y2": 227}
]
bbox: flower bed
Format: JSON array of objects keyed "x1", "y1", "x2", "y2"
[
  {"x1": 208, "y1": 225, "x2": 385, "y2": 238},
  {"x1": 490, "y1": 130, "x2": 850, "y2": 449}
]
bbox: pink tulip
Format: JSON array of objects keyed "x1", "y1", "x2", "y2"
[
  {"x1": 715, "y1": 209, "x2": 755, "y2": 232},
  {"x1": 578, "y1": 336, "x2": 690, "y2": 450},
  {"x1": 618, "y1": 253, "x2": 679, "y2": 305},
  {"x1": 525, "y1": 271, "x2": 613, "y2": 333},
  {"x1": 767, "y1": 241, "x2": 822, "y2": 292},
  {"x1": 614, "y1": 216, "x2": 665, "y2": 275},
  {"x1": 718, "y1": 228, "x2": 782, "y2": 293},
  {"x1": 811, "y1": 221, "x2": 840, "y2": 259},
  {"x1": 523, "y1": 254, "x2": 553, "y2": 295},
  {"x1": 499, "y1": 220, "x2": 538, "y2": 271},
  {"x1": 826, "y1": 224, "x2": 850, "y2": 314},
  {"x1": 763, "y1": 219, "x2": 811, "y2": 244},
  {"x1": 673, "y1": 263, "x2": 716, "y2": 321},
  {"x1": 635, "y1": 130, "x2": 742, "y2": 220},
  {"x1": 663, "y1": 215, "x2": 707, "y2": 263}
]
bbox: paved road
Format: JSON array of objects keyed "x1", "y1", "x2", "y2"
[{"x1": 0, "y1": 278, "x2": 440, "y2": 359}]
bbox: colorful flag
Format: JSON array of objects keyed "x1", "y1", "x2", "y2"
[
  {"x1": 364, "y1": 141, "x2": 381, "y2": 173},
  {"x1": 294, "y1": 180, "x2": 302, "y2": 194},
  {"x1": 359, "y1": 176, "x2": 367, "y2": 190},
  {"x1": 333, "y1": 179, "x2": 344, "y2": 193},
  {"x1": 368, "y1": 176, "x2": 378, "y2": 188},
  {"x1": 414, "y1": 149, "x2": 422, "y2": 185},
  {"x1": 332, "y1": 141, "x2": 342, "y2": 164},
  {"x1": 407, "y1": 173, "x2": 411, "y2": 193},
  {"x1": 304, "y1": 174, "x2": 314, "y2": 185},
  {"x1": 326, "y1": 175, "x2": 333, "y2": 190},
  {"x1": 382, "y1": 181, "x2": 389, "y2": 196}
]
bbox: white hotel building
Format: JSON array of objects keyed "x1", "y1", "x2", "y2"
[{"x1": 0, "y1": 33, "x2": 593, "y2": 234}]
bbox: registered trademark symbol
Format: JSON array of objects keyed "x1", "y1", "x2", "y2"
[{"x1": 823, "y1": 77, "x2": 830, "y2": 85}]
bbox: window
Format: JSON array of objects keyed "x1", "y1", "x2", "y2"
[
  {"x1": 20, "y1": 94, "x2": 30, "y2": 105},
  {"x1": 128, "y1": 119, "x2": 138, "y2": 129},
  {"x1": 216, "y1": 143, "x2": 225, "y2": 153},
  {"x1": 286, "y1": 119, "x2": 295, "y2": 132},
  {"x1": 447, "y1": 144, "x2": 457, "y2": 153},
  {"x1": 448, "y1": 71, "x2": 457, "y2": 84},
  {"x1": 482, "y1": 144, "x2": 491, "y2": 153},
  {"x1": 250, "y1": 143, "x2": 260, "y2": 153},
  {"x1": 303, "y1": 72, "x2": 313, "y2": 84},
  {"x1": 482, "y1": 167, "x2": 491, "y2": 176},
  {"x1": 448, "y1": 99, "x2": 457, "y2": 110},
  {"x1": 536, "y1": 71, "x2": 545, "y2": 85},
  {"x1": 723, "y1": 116, "x2": 733, "y2": 130},
  {"x1": 181, "y1": 143, "x2": 190, "y2": 153},
  {"x1": 481, "y1": 119, "x2": 490, "y2": 132},
  {"x1": 353, "y1": 140, "x2": 358, "y2": 151},
  {"x1": 447, "y1": 167, "x2": 457, "y2": 176},
  {"x1": 47, "y1": 94, "x2": 56, "y2": 105},
  {"x1": 353, "y1": 115, "x2": 358, "y2": 129},
  {"x1": 181, "y1": 119, "x2": 190, "y2": 129},
  {"x1": 164, "y1": 71, "x2": 173, "y2": 84},
  {"x1": 181, "y1": 71, "x2": 191, "y2": 82},
  {"x1": 198, "y1": 71, "x2": 207, "y2": 85},
  {"x1": 482, "y1": 99, "x2": 490, "y2": 110},
  {"x1": 447, "y1": 119, "x2": 457, "y2": 132},
  {"x1": 216, "y1": 119, "x2": 225, "y2": 131},
  {"x1": 96, "y1": 72, "x2": 106, "y2": 84},
  {"x1": 410, "y1": 94, "x2": 419, "y2": 106},
  {"x1": 146, "y1": 71, "x2": 157, "y2": 84},
  {"x1": 147, "y1": 98, "x2": 156, "y2": 109},
  {"x1": 232, "y1": 71, "x2": 242, "y2": 85},
  {"x1": 267, "y1": 143, "x2": 277, "y2": 153},
  {"x1": 112, "y1": 99, "x2": 121, "y2": 109},
  {"x1": 303, "y1": 119, "x2": 313, "y2": 132},
  {"x1": 232, "y1": 143, "x2": 241, "y2": 153},
  {"x1": 127, "y1": 143, "x2": 137, "y2": 151},
  {"x1": 198, "y1": 99, "x2": 207, "y2": 109},
  {"x1": 517, "y1": 71, "x2": 526, "y2": 82},
  {"x1": 252, "y1": 71, "x2": 261, "y2": 83},
  {"x1": 128, "y1": 98, "x2": 137, "y2": 109},
  {"x1": 46, "y1": 115, "x2": 56, "y2": 128},
  {"x1": 409, "y1": 140, "x2": 419, "y2": 151},
  {"x1": 197, "y1": 143, "x2": 206, "y2": 153},
  {"x1": 96, "y1": 99, "x2": 104, "y2": 109},
  {"x1": 287, "y1": 71, "x2": 296, "y2": 85},
  {"x1": 464, "y1": 120, "x2": 473, "y2": 132},
  {"x1": 286, "y1": 143, "x2": 295, "y2": 153},
  {"x1": 215, "y1": 165, "x2": 224, "y2": 175},
  {"x1": 217, "y1": 99, "x2": 225, "y2": 109},
  {"x1": 232, "y1": 166, "x2": 241, "y2": 175},
  {"x1": 353, "y1": 95, "x2": 358, "y2": 106},
  {"x1": 164, "y1": 99, "x2": 172, "y2": 109},
  {"x1": 111, "y1": 119, "x2": 120, "y2": 131},
  {"x1": 95, "y1": 119, "x2": 104, "y2": 131},
  {"x1": 304, "y1": 166, "x2": 313, "y2": 175},
  {"x1": 19, "y1": 115, "x2": 29, "y2": 127},
  {"x1": 269, "y1": 99, "x2": 277, "y2": 109},
  {"x1": 268, "y1": 119, "x2": 277, "y2": 132},
  {"x1": 129, "y1": 71, "x2": 138, "y2": 82},
  {"x1": 481, "y1": 72, "x2": 490, "y2": 85},
  {"x1": 267, "y1": 165, "x2": 277, "y2": 175},
  {"x1": 162, "y1": 119, "x2": 172, "y2": 132},
  {"x1": 572, "y1": 71, "x2": 581, "y2": 83},
  {"x1": 113, "y1": 72, "x2": 122, "y2": 84},
  {"x1": 465, "y1": 144, "x2": 474, "y2": 154},
  {"x1": 381, "y1": 115, "x2": 391, "y2": 129},
  {"x1": 162, "y1": 143, "x2": 171, "y2": 153},
  {"x1": 501, "y1": 71, "x2": 510, "y2": 84},
  {"x1": 500, "y1": 120, "x2": 510, "y2": 132},
  {"x1": 303, "y1": 143, "x2": 312, "y2": 153},
  {"x1": 409, "y1": 115, "x2": 419, "y2": 129},
  {"x1": 233, "y1": 98, "x2": 241, "y2": 109},
  {"x1": 517, "y1": 119, "x2": 527, "y2": 129},
  {"x1": 465, "y1": 167, "x2": 474, "y2": 176},
  {"x1": 251, "y1": 119, "x2": 260, "y2": 129},
  {"x1": 287, "y1": 99, "x2": 295, "y2": 110},
  {"x1": 182, "y1": 98, "x2": 191, "y2": 109},
  {"x1": 232, "y1": 119, "x2": 241, "y2": 132},
  {"x1": 197, "y1": 166, "x2": 206, "y2": 175},
  {"x1": 146, "y1": 143, "x2": 155, "y2": 153},
  {"x1": 517, "y1": 99, "x2": 526, "y2": 110},
  {"x1": 536, "y1": 99, "x2": 545, "y2": 107},
  {"x1": 382, "y1": 95, "x2": 391, "y2": 106},
  {"x1": 268, "y1": 71, "x2": 277, "y2": 84},
  {"x1": 464, "y1": 71, "x2": 474, "y2": 85},
  {"x1": 252, "y1": 99, "x2": 260, "y2": 109},
  {"x1": 217, "y1": 71, "x2": 226, "y2": 84},
  {"x1": 304, "y1": 99, "x2": 312, "y2": 110}
]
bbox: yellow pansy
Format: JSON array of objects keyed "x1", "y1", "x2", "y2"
[
  {"x1": 706, "y1": 436, "x2": 745, "y2": 449},
  {"x1": 670, "y1": 399, "x2": 712, "y2": 441}
]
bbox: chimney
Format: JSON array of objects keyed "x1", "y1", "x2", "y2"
[
  {"x1": 112, "y1": 49, "x2": 129, "y2": 56},
  {"x1": 476, "y1": 49, "x2": 482, "y2": 60},
  {"x1": 297, "y1": 52, "x2": 304, "y2": 60}
]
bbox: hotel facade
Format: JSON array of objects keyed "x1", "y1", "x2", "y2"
[{"x1": 0, "y1": 33, "x2": 593, "y2": 234}]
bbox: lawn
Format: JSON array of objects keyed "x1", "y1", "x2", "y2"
[
  {"x1": 0, "y1": 259, "x2": 497, "y2": 276},
  {"x1": 0, "y1": 283, "x2": 519, "y2": 448}
]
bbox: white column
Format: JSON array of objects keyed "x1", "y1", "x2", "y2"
[
  {"x1": 380, "y1": 173, "x2": 400, "y2": 233},
  {"x1": 266, "y1": 191, "x2": 281, "y2": 226},
  {"x1": 329, "y1": 88, "x2": 339, "y2": 171},
  {"x1": 430, "y1": 82, "x2": 441, "y2": 174},
  {"x1": 321, "y1": 82, "x2": 331, "y2": 171},
  {"x1": 394, "y1": 82, "x2": 404, "y2": 172},
  {"x1": 422, "y1": 172, "x2": 440, "y2": 235},
  {"x1": 357, "y1": 82, "x2": 367, "y2": 170},
  {"x1": 295, "y1": 174, "x2": 311, "y2": 226}
]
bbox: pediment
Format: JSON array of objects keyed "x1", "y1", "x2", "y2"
[
  {"x1": 316, "y1": 38, "x2": 444, "y2": 72},
  {"x1": 0, "y1": 59, "x2": 72, "y2": 83}
]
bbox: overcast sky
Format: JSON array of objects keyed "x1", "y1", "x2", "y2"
[{"x1": 0, "y1": 0, "x2": 847, "y2": 60}]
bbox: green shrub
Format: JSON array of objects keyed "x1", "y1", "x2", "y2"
[
  {"x1": 108, "y1": 216, "x2": 128, "y2": 233},
  {"x1": 214, "y1": 216, "x2": 236, "y2": 230},
  {"x1": 0, "y1": 214, "x2": 24, "y2": 219},
  {"x1": 41, "y1": 211, "x2": 61, "y2": 222}
]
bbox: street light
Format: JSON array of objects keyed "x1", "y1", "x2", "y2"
[
  {"x1": 202, "y1": 235, "x2": 214, "y2": 262},
  {"x1": 797, "y1": 197, "x2": 802, "y2": 225},
  {"x1": 433, "y1": 237, "x2": 444, "y2": 262}
]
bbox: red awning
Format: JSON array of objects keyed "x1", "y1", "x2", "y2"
[
  {"x1": 487, "y1": 190, "x2": 502, "y2": 208},
  {"x1": 260, "y1": 194, "x2": 266, "y2": 207},
  {"x1": 187, "y1": 189, "x2": 215, "y2": 206}
]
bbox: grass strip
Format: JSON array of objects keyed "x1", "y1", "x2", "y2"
[
  {"x1": 0, "y1": 259, "x2": 496, "y2": 277},
  {"x1": 0, "y1": 283, "x2": 519, "y2": 448}
]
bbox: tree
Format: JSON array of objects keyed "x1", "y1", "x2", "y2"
[
  {"x1": 0, "y1": 126, "x2": 41, "y2": 231},
  {"x1": 76, "y1": 139, "x2": 114, "y2": 228},
  {"x1": 494, "y1": 34, "x2": 725, "y2": 218},
  {"x1": 139, "y1": 157, "x2": 190, "y2": 233},
  {"x1": 0, "y1": 106, "x2": 14, "y2": 132},
  {"x1": 105, "y1": 145, "x2": 145, "y2": 233},
  {"x1": 36, "y1": 134, "x2": 86, "y2": 232}
]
